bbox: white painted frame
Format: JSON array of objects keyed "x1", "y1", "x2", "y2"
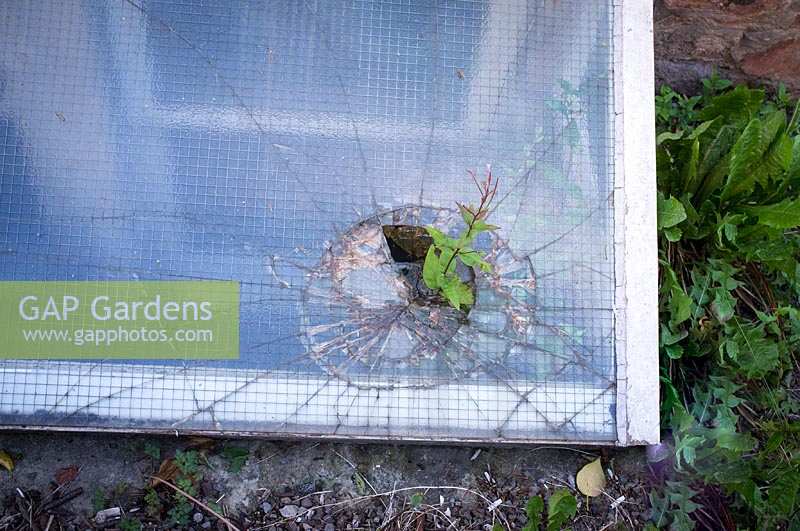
[{"x1": 612, "y1": 0, "x2": 660, "y2": 445}]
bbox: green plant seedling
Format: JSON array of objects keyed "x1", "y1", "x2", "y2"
[{"x1": 423, "y1": 167, "x2": 499, "y2": 310}]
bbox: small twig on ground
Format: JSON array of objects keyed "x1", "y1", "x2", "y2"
[
  {"x1": 381, "y1": 480, "x2": 399, "y2": 528},
  {"x1": 332, "y1": 449, "x2": 356, "y2": 469},
  {"x1": 528, "y1": 446, "x2": 598, "y2": 457},
  {"x1": 255, "y1": 450, "x2": 280, "y2": 464},
  {"x1": 294, "y1": 489, "x2": 333, "y2": 503},
  {"x1": 150, "y1": 476, "x2": 241, "y2": 531}
]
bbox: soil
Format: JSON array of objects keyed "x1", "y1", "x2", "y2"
[{"x1": 0, "y1": 432, "x2": 653, "y2": 530}]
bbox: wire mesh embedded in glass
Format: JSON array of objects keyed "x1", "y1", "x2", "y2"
[{"x1": 0, "y1": 0, "x2": 617, "y2": 441}]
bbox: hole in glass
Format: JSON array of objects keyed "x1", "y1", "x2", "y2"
[{"x1": 381, "y1": 224, "x2": 475, "y2": 312}]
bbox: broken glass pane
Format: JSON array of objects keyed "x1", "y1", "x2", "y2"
[{"x1": 0, "y1": 0, "x2": 621, "y2": 442}]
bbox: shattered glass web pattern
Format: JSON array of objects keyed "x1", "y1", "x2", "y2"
[{"x1": 0, "y1": 0, "x2": 616, "y2": 441}]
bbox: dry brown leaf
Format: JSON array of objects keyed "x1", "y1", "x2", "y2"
[
  {"x1": 576, "y1": 457, "x2": 606, "y2": 497},
  {"x1": 150, "y1": 458, "x2": 179, "y2": 487},
  {"x1": 0, "y1": 450, "x2": 14, "y2": 472},
  {"x1": 54, "y1": 465, "x2": 79, "y2": 485}
]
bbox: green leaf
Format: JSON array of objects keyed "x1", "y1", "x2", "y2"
[
  {"x1": 174, "y1": 450, "x2": 199, "y2": 475},
  {"x1": 422, "y1": 246, "x2": 442, "y2": 290},
  {"x1": 675, "y1": 434, "x2": 705, "y2": 471},
  {"x1": 521, "y1": 495, "x2": 544, "y2": 531},
  {"x1": 733, "y1": 338, "x2": 780, "y2": 378},
  {"x1": 745, "y1": 198, "x2": 800, "y2": 229},
  {"x1": 672, "y1": 411, "x2": 705, "y2": 470},
  {"x1": 657, "y1": 192, "x2": 688, "y2": 229},
  {"x1": 459, "y1": 250, "x2": 492, "y2": 272},
  {"x1": 762, "y1": 132, "x2": 794, "y2": 178},
  {"x1": 715, "y1": 213, "x2": 744, "y2": 246},
  {"x1": 661, "y1": 481, "x2": 701, "y2": 529},
  {"x1": 748, "y1": 116, "x2": 792, "y2": 189},
  {"x1": 764, "y1": 432, "x2": 784, "y2": 453},
  {"x1": 648, "y1": 489, "x2": 670, "y2": 528},
  {"x1": 695, "y1": 150, "x2": 731, "y2": 204},
  {"x1": 426, "y1": 226, "x2": 446, "y2": 245},
  {"x1": 665, "y1": 344, "x2": 684, "y2": 359},
  {"x1": 664, "y1": 227, "x2": 682, "y2": 242},
  {"x1": 695, "y1": 125, "x2": 736, "y2": 189},
  {"x1": 410, "y1": 492, "x2": 423, "y2": 508},
  {"x1": 767, "y1": 471, "x2": 799, "y2": 516},
  {"x1": 118, "y1": 518, "x2": 143, "y2": 531},
  {"x1": 728, "y1": 479, "x2": 762, "y2": 511},
  {"x1": 220, "y1": 446, "x2": 249, "y2": 473},
  {"x1": 688, "y1": 267, "x2": 712, "y2": 307},
  {"x1": 708, "y1": 426, "x2": 755, "y2": 453},
  {"x1": 471, "y1": 220, "x2": 500, "y2": 235},
  {"x1": 680, "y1": 138, "x2": 701, "y2": 195},
  {"x1": 425, "y1": 226, "x2": 458, "y2": 249},
  {"x1": 660, "y1": 323, "x2": 687, "y2": 346},
  {"x1": 656, "y1": 145, "x2": 674, "y2": 185},
  {"x1": 761, "y1": 110, "x2": 787, "y2": 150},
  {"x1": 657, "y1": 130, "x2": 683, "y2": 145},
  {"x1": 788, "y1": 135, "x2": 800, "y2": 185},
  {"x1": 708, "y1": 260, "x2": 742, "y2": 290},
  {"x1": 438, "y1": 248, "x2": 456, "y2": 274},
  {"x1": 710, "y1": 287, "x2": 736, "y2": 323},
  {"x1": 721, "y1": 117, "x2": 763, "y2": 200},
  {"x1": 143, "y1": 442, "x2": 161, "y2": 460},
  {"x1": 702, "y1": 72, "x2": 732, "y2": 94},
  {"x1": 669, "y1": 285, "x2": 693, "y2": 326},
  {"x1": 789, "y1": 96, "x2": 800, "y2": 132},
  {"x1": 92, "y1": 488, "x2": 108, "y2": 514},
  {"x1": 722, "y1": 112, "x2": 788, "y2": 198},
  {"x1": 546, "y1": 489, "x2": 577, "y2": 531},
  {"x1": 352, "y1": 472, "x2": 368, "y2": 495},
  {"x1": 723, "y1": 322, "x2": 781, "y2": 378},
  {"x1": 440, "y1": 276, "x2": 473, "y2": 310},
  {"x1": 697, "y1": 85, "x2": 764, "y2": 124},
  {"x1": 660, "y1": 372, "x2": 681, "y2": 423},
  {"x1": 687, "y1": 119, "x2": 717, "y2": 140},
  {"x1": 458, "y1": 203, "x2": 476, "y2": 226}
]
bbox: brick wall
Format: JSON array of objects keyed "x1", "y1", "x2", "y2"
[{"x1": 654, "y1": 0, "x2": 800, "y2": 94}]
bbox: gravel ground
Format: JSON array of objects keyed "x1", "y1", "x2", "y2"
[{"x1": 0, "y1": 431, "x2": 652, "y2": 530}]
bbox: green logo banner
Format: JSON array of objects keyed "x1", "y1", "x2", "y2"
[{"x1": 0, "y1": 281, "x2": 239, "y2": 359}]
